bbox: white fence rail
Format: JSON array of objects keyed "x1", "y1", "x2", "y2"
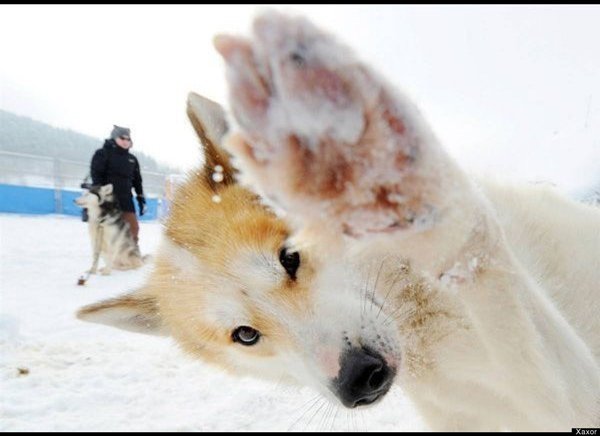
[{"x1": 0, "y1": 150, "x2": 168, "y2": 196}]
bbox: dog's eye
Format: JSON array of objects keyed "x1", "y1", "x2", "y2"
[
  {"x1": 279, "y1": 248, "x2": 300, "y2": 280},
  {"x1": 232, "y1": 326, "x2": 260, "y2": 346}
]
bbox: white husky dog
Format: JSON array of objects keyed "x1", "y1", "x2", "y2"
[
  {"x1": 75, "y1": 184, "x2": 148, "y2": 275},
  {"x1": 78, "y1": 12, "x2": 599, "y2": 432}
]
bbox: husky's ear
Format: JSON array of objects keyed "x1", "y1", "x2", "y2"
[
  {"x1": 76, "y1": 291, "x2": 167, "y2": 336},
  {"x1": 186, "y1": 92, "x2": 237, "y2": 188},
  {"x1": 101, "y1": 183, "x2": 114, "y2": 195}
]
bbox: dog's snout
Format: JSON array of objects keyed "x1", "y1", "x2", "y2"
[{"x1": 333, "y1": 347, "x2": 395, "y2": 408}]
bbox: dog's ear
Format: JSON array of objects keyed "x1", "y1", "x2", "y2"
[
  {"x1": 101, "y1": 183, "x2": 114, "y2": 195},
  {"x1": 186, "y1": 92, "x2": 237, "y2": 189},
  {"x1": 76, "y1": 290, "x2": 167, "y2": 336}
]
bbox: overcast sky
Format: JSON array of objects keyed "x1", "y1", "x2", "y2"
[{"x1": 1, "y1": 5, "x2": 599, "y2": 194}]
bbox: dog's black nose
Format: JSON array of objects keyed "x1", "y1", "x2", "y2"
[{"x1": 333, "y1": 347, "x2": 395, "y2": 408}]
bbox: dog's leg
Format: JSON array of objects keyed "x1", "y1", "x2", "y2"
[
  {"x1": 99, "y1": 236, "x2": 114, "y2": 276},
  {"x1": 216, "y1": 11, "x2": 600, "y2": 429},
  {"x1": 87, "y1": 223, "x2": 101, "y2": 274},
  {"x1": 103, "y1": 248, "x2": 120, "y2": 275}
]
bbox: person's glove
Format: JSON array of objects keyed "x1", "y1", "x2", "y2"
[{"x1": 137, "y1": 196, "x2": 147, "y2": 216}]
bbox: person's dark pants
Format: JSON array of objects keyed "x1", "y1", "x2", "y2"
[{"x1": 122, "y1": 212, "x2": 139, "y2": 244}]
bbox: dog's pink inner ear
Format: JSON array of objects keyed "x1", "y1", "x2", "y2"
[{"x1": 76, "y1": 293, "x2": 168, "y2": 337}]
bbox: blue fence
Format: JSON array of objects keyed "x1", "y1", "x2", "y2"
[{"x1": 0, "y1": 184, "x2": 159, "y2": 221}]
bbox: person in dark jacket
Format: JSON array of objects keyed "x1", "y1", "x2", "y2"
[{"x1": 90, "y1": 125, "x2": 147, "y2": 244}]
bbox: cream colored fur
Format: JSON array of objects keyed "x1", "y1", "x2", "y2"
[{"x1": 213, "y1": 11, "x2": 600, "y2": 431}]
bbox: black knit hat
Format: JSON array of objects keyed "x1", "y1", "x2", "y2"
[{"x1": 110, "y1": 125, "x2": 131, "y2": 140}]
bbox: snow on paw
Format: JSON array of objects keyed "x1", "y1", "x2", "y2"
[{"x1": 217, "y1": 11, "x2": 456, "y2": 237}]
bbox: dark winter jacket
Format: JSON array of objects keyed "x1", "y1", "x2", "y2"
[{"x1": 90, "y1": 139, "x2": 144, "y2": 212}]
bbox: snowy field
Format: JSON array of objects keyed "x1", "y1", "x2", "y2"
[{"x1": 0, "y1": 213, "x2": 425, "y2": 432}]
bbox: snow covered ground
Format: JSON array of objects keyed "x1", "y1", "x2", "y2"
[{"x1": 0, "y1": 213, "x2": 425, "y2": 432}]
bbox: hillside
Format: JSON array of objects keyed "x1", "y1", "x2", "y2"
[{"x1": 0, "y1": 110, "x2": 179, "y2": 174}]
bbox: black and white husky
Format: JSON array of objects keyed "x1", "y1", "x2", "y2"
[{"x1": 75, "y1": 184, "x2": 148, "y2": 275}]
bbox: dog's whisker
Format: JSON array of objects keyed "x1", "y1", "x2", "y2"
[
  {"x1": 303, "y1": 397, "x2": 327, "y2": 432},
  {"x1": 317, "y1": 402, "x2": 334, "y2": 431},
  {"x1": 329, "y1": 403, "x2": 341, "y2": 431},
  {"x1": 386, "y1": 310, "x2": 418, "y2": 328},
  {"x1": 297, "y1": 393, "x2": 322, "y2": 412},
  {"x1": 346, "y1": 408, "x2": 352, "y2": 432},
  {"x1": 360, "y1": 406, "x2": 368, "y2": 432},
  {"x1": 389, "y1": 306, "x2": 420, "y2": 325},
  {"x1": 361, "y1": 263, "x2": 374, "y2": 317},
  {"x1": 350, "y1": 407, "x2": 358, "y2": 432},
  {"x1": 376, "y1": 268, "x2": 405, "y2": 319},
  {"x1": 287, "y1": 393, "x2": 322, "y2": 432},
  {"x1": 326, "y1": 403, "x2": 337, "y2": 431},
  {"x1": 369, "y1": 258, "x2": 386, "y2": 315},
  {"x1": 314, "y1": 400, "x2": 328, "y2": 431},
  {"x1": 381, "y1": 304, "x2": 405, "y2": 326},
  {"x1": 288, "y1": 398, "x2": 320, "y2": 432}
]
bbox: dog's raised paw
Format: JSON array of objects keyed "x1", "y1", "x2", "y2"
[{"x1": 217, "y1": 11, "x2": 458, "y2": 237}]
